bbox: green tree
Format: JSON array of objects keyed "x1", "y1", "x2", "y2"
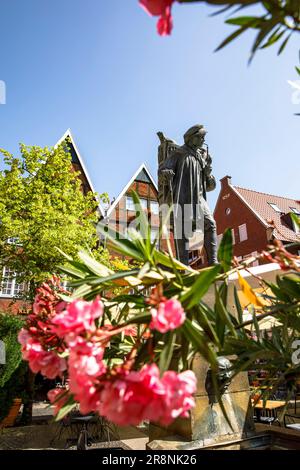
[
  {"x1": 0, "y1": 142, "x2": 101, "y2": 423},
  {"x1": 0, "y1": 314, "x2": 27, "y2": 423},
  {"x1": 0, "y1": 141, "x2": 100, "y2": 301}
]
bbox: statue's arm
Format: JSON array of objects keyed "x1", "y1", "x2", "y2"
[
  {"x1": 205, "y1": 153, "x2": 216, "y2": 192},
  {"x1": 159, "y1": 151, "x2": 178, "y2": 181}
]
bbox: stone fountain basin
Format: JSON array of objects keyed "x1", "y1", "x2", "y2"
[{"x1": 147, "y1": 424, "x2": 300, "y2": 450}]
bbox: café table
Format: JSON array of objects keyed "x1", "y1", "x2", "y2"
[{"x1": 253, "y1": 400, "x2": 286, "y2": 424}]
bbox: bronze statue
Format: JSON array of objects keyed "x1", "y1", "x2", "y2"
[
  {"x1": 205, "y1": 356, "x2": 234, "y2": 402},
  {"x1": 158, "y1": 125, "x2": 217, "y2": 266}
]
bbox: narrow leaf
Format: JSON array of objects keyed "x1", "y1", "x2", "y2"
[
  {"x1": 181, "y1": 265, "x2": 221, "y2": 308},
  {"x1": 159, "y1": 331, "x2": 176, "y2": 373},
  {"x1": 217, "y1": 228, "x2": 233, "y2": 272}
]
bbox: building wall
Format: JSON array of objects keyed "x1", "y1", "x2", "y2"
[
  {"x1": 107, "y1": 177, "x2": 160, "y2": 255},
  {"x1": 0, "y1": 298, "x2": 29, "y2": 314},
  {"x1": 214, "y1": 176, "x2": 269, "y2": 262}
]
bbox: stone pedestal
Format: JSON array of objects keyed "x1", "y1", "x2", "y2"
[{"x1": 148, "y1": 355, "x2": 255, "y2": 450}]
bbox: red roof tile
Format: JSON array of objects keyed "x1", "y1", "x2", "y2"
[{"x1": 233, "y1": 186, "x2": 300, "y2": 243}]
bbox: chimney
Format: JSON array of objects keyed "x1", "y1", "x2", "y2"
[{"x1": 220, "y1": 175, "x2": 232, "y2": 189}]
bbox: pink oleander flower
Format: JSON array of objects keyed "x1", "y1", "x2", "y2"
[
  {"x1": 160, "y1": 370, "x2": 197, "y2": 425},
  {"x1": 139, "y1": 0, "x2": 175, "y2": 36},
  {"x1": 18, "y1": 329, "x2": 66, "y2": 379},
  {"x1": 157, "y1": 7, "x2": 173, "y2": 35},
  {"x1": 98, "y1": 363, "x2": 196, "y2": 426},
  {"x1": 33, "y1": 276, "x2": 67, "y2": 316},
  {"x1": 48, "y1": 388, "x2": 68, "y2": 416},
  {"x1": 68, "y1": 339, "x2": 106, "y2": 414},
  {"x1": 52, "y1": 297, "x2": 104, "y2": 338},
  {"x1": 98, "y1": 364, "x2": 166, "y2": 426},
  {"x1": 150, "y1": 298, "x2": 185, "y2": 333}
]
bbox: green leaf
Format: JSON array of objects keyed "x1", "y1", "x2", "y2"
[
  {"x1": 181, "y1": 319, "x2": 218, "y2": 367},
  {"x1": 234, "y1": 286, "x2": 244, "y2": 325},
  {"x1": 154, "y1": 249, "x2": 191, "y2": 272},
  {"x1": 131, "y1": 190, "x2": 151, "y2": 250},
  {"x1": 260, "y1": 28, "x2": 285, "y2": 49},
  {"x1": 226, "y1": 16, "x2": 262, "y2": 28},
  {"x1": 123, "y1": 311, "x2": 152, "y2": 326},
  {"x1": 215, "y1": 25, "x2": 248, "y2": 52},
  {"x1": 97, "y1": 222, "x2": 145, "y2": 261},
  {"x1": 249, "y1": 17, "x2": 279, "y2": 61},
  {"x1": 217, "y1": 228, "x2": 233, "y2": 272},
  {"x1": 181, "y1": 265, "x2": 221, "y2": 308},
  {"x1": 55, "y1": 397, "x2": 77, "y2": 421},
  {"x1": 290, "y1": 212, "x2": 300, "y2": 231},
  {"x1": 215, "y1": 285, "x2": 238, "y2": 338},
  {"x1": 159, "y1": 331, "x2": 176, "y2": 373},
  {"x1": 278, "y1": 33, "x2": 292, "y2": 55},
  {"x1": 265, "y1": 280, "x2": 291, "y2": 302},
  {"x1": 78, "y1": 250, "x2": 111, "y2": 277},
  {"x1": 194, "y1": 304, "x2": 221, "y2": 348},
  {"x1": 250, "y1": 305, "x2": 260, "y2": 341},
  {"x1": 278, "y1": 275, "x2": 300, "y2": 300},
  {"x1": 58, "y1": 263, "x2": 86, "y2": 279},
  {"x1": 70, "y1": 269, "x2": 140, "y2": 288}
]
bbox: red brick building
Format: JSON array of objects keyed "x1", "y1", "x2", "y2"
[{"x1": 214, "y1": 176, "x2": 300, "y2": 265}]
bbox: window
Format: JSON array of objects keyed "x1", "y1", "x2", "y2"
[
  {"x1": 231, "y1": 229, "x2": 235, "y2": 245},
  {"x1": 7, "y1": 237, "x2": 20, "y2": 245},
  {"x1": 268, "y1": 202, "x2": 282, "y2": 213},
  {"x1": 150, "y1": 229, "x2": 159, "y2": 245},
  {"x1": 290, "y1": 207, "x2": 300, "y2": 216},
  {"x1": 225, "y1": 207, "x2": 231, "y2": 215},
  {"x1": 238, "y1": 224, "x2": 248, "y2": 242},
  {"x1": 140, "y1": 198, "x2": 148, "y2": 210},
  {"x1": 150, "y1": 201, "x2": 159, "y2": 215},
  {"x1": 0, "y1": 267, "x2": 24, "y2": 298},
  {"x1": 126, "y1": 196, "x2": 135, "y2": 211}
]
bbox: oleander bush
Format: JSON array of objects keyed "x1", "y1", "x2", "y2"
[
  {"x1": 0, "y1": 314, "x2": 27, "y2": 422},
  {"x1": 18, "y1": 193, "x2": 300, "y2": 425}
]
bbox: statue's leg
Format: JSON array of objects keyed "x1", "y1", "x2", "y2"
[
  {"x1": 176, "y1": 236, "x2": 189, "y2": 265},
  {"x1": 173, "y1": 206, "x2": 190, "y2": 265},
  {"x1": 202, "y1": 199, "x2": 218, "y2": 266}
]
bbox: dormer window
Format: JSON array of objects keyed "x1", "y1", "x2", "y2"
[
  {"x1": 268, "y1": 203, "x2": 282, "y2": 213},
  {"x1": 290, "y1": 207, "x2": 300, "y2": 216}
]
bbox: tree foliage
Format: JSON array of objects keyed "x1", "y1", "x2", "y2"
[
  {"x1": 0, "y1": 313, "x2": 27, "y2": 422},
  {"x1": 0, "y1": 142, "x2": 100, "y2": 299}
]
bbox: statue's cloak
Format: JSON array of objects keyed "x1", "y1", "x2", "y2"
[{"x1": 159, "y1": 144, "x2": 216, "y2": 227}]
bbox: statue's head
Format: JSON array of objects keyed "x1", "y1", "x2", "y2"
[
  {"x1": 184, "y1": 124, "x2": 207, "y2": 148},
  {"x1": 217, "y1": 356, "x2": 233, "y2": 389},
  {"x1": 205, "y1": 356, "x2": 233, "y2": 403}
]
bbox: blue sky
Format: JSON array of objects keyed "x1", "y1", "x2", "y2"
[{"x1": 0, "y1": 0, "x2": 299, "y2": 210}]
